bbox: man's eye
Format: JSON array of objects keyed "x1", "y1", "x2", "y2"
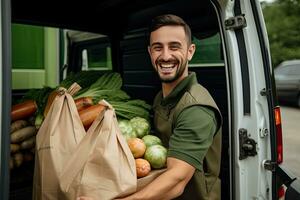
[
  {"x1": 153, "y1": 46, "x2": 162, "y2": 51},
  {"x1": 170, "y1": 46, "x2": 179, "y2": 50}
]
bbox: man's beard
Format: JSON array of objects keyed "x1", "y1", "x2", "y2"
[{"x1": 155, "y1": 58, "x2": 188, "y2": 83}]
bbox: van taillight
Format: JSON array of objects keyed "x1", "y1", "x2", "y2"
[
  {"x1": 278, "y1": 185, "x2": 285, "y2": 199},
  {"x1": 274, "y1": 107, "x2": 283, "y2": 164}
]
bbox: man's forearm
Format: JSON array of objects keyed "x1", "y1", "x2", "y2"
[
  {"x1": 121, "y1": 168, "x2": 186, "y2": 200},
  {"x1": 118, "y1": 158, "x2": 195, "y2": 200}
]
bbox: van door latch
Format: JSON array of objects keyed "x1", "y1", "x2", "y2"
[
  {"x1": 225, "y1": 15, "x2": 247, "y2": 30},
  {"x1": 263, "y1": 160, "x2": 276, "y2": 171},
  {"x1": 239, "y1": 128, "x2": 257, "y2": 160}
]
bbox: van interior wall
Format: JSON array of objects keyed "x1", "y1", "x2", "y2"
[{"x1": 120, "y1": 33, "x2": 230, "y2": 199}]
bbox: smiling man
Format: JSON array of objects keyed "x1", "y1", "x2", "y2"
[
  {"x1": 78, "y1": 14, "x2": 223, "y2": 200},
  {"x1": 117, "y1": 14, "x2": 223, "y2": 200}
]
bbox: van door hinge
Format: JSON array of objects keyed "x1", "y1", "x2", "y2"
[
  {"x1": 263, "y1": 160, "x2": 277, "y2": 171},
  {"x1": 225, "y1": 15, "x2": 247, "y2": 30},
  {"x1": 239, "y1": 128, "x2": 257, "y2": 160}
]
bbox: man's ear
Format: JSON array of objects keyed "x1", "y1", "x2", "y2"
[
  {"x1": 147, "y1": 46, "x2": 151, "y2": 56},
  {"x1": 187, "y1": 44, "x2": 196, "y2": 61}
]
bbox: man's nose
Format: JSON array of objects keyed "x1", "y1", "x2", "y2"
[{"x1": 160, "y1": 48, "x2": 172, "y2": 60}]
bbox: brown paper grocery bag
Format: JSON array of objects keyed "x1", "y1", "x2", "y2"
[
  {"x1": 33, "y1": 83, "x2": 137, "y2": 200},
  {"x1": 59, "y1": 100, "x2": 137, "y2": 199},
  {"x1": 33, "y1": 83, "x2": 85, "y2": 200}
]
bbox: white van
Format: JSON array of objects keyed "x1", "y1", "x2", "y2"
[{"x1": 1, "y1": 0, "x2": 300, "y2": 199}]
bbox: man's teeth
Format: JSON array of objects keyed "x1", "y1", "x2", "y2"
[
  {"x1": 161, "y1": 64, "x2": 174, "y2": 68},
  {"x1": 160, "y1": 66, "x2": 174, "y2": 72}
]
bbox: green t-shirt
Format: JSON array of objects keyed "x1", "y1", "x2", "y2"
[
  {"x1": 168, "y1": 105, "x2": 217, "y2": 171},
  {"x1": 153, "y1": 72, "x2": 222, "y2": 199}
]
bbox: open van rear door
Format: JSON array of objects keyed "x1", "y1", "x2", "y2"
[
  {"x1": 229, "y1": 0, "x2": 300, "y2": 199},
  {"x1": 0, "y1": 0, "x2": 12, "y2": 199}
]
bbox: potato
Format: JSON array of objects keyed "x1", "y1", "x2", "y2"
[
  {"x1": 20, "y1": 136, "x2": 36, "y2": 150},
  {"x1": 10, "y1": 120, "x2": 28, "y2": 133},
  {"x1": 10, "y1": 144, "x2": 20, "y2": 153},
  {"x1": 11, "y1": 126, "x2": 36, "y2": 143},
  {"x1": 13, "y1": 153, "x2": 24, "y2": 168}
]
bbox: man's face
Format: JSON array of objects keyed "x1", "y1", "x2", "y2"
[{"x1": 148, "y1": 26, "x2": 195, "y2": 83}]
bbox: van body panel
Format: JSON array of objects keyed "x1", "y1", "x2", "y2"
[{"x1": 223, "y1": 0, "x2": 275, "y2": 199}]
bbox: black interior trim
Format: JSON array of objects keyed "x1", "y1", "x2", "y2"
[
  {"x1": 1, "y1": 0, "x2": 12, "y2": 199},
  {"x1": 209, "y1": 0, "x2": 232, "y2": 199}
]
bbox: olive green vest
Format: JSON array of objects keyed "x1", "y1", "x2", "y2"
[{"x1": 153, "y1": 83, "x2": 222, "y2": 200}]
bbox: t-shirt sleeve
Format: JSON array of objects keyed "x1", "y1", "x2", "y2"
[{"x1": 167, "y1": 106, "x2": 217, "y2": 171}]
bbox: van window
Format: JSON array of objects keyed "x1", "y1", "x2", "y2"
[
  {"x1": 66, "y1": 31, "x2": 112, "y2": 72},
  {"x1": 81, "y1": 42, "x2": 112, "y2": 71},
  {"x1": 12, "y1": 24, "x2": 60, "y2": 89}
]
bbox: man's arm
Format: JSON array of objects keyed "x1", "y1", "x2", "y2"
[
  {"x1": 77, "y1": 157, "x2": 194, "y2": 200},
  {"x1": 116, "y1": 157, "x2": 195, "y2": 200}
]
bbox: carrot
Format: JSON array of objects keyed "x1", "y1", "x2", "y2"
[
  {"x1": 79, "y1": 104, "x2": 106, "y2": 130},
  {"x1": 11, "y1": 100, "x2": 37, "y2": 122},
  {"x1": 75, "y1": 96, "x2": 93, "y2": 112},
  {"x1": 11, "y1": 126, "x2": 37, "y2": 143},
  {"x1": 10, "y1": 120, "x2": 28, "y2": 133},
  {"x1": 43, "y1": 90, "x2": 58, "y2": 118},
  {"x1": 10, "y1": 144, "x2": 20, "y2": 153}
]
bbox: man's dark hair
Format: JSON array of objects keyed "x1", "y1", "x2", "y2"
[{"x1": 149, "y1": 14, "x2": 192, "y2": 44}]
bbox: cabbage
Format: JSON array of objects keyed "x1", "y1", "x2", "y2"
[
  {"x1": 142, "y1": 135, "x2": 162, "y2": 148},
  {"x1": 144, "y1": 145, "x2": 167, "y2": 169},
  {"x1": 130, "y1": 117, "x2": 150, "y2": 138},
  {"x1": 118, "y1": 119, "x2": 137, "y2": 140}
]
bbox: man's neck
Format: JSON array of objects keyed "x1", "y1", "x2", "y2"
[
  {"x1": 162, "y1": 82, "x2": 176, "y2": 98},
  {"x1": 162, "y1": 75, "x2": 187, "y2": 98}
]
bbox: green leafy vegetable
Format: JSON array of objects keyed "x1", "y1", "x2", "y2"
[
  {"x1": 110, "y1": 99, "x2": 151, "y2": 121},
  {"x1": 74, "y1": 72, "x2": 129, "y2": 102}
]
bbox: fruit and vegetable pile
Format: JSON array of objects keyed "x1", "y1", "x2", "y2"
[
  {"x1": 10, "y1": 72, "x2": 152, "y2": 170},
  {"x1": 118, "y1": 117, "x2": 167, "y2": 178},
  {"x1": 10, "y1": 100, "x2": 38, "y2": 170}
]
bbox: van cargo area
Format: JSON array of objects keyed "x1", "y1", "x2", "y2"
[{"x1": 8, "y1": 0, "x2": 230, "y2": 199}]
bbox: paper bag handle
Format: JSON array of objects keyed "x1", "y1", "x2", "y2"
[{"x1": 57, "y1": 82, "x2": 82, "y2": 97}]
